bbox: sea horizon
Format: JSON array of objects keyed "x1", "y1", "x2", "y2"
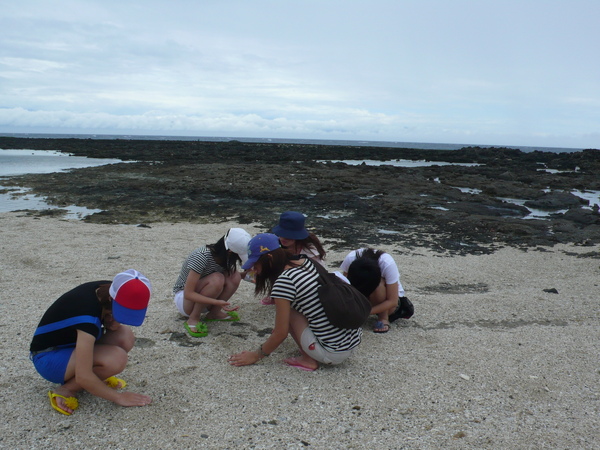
[{"x1": 0, "y1": 132, "x2": 591, "y2": 154}]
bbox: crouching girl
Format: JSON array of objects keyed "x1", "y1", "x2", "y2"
[
  {"x1": 30, "y1": 269, "x2": 152, "y2": 415},
  {"x1": 229, "y1": 234, "x2": 362, "y2": 371},
  {"x1": 341, "y1": 248, "x2": 414, "y2": 334},
  {"x1": 173, "y1": 228, "x2": 251, "y2": 337}
]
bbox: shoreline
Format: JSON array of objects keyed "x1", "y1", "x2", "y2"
[
  {"x1": 1, "y1": 137, "x2": 599, "y2": 255},
  {"x1": 1, "y1": 213, "x2": 599, "y2": 447}
]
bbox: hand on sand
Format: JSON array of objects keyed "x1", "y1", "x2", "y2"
[
  {"x1": 114, "y1": 391, "x2": 152, "y2": 407},
  {"x1": 228, "y1": 350, "x2": 260, "y2": 366}
]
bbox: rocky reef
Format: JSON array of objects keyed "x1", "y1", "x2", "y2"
[{"x1": 1, "y1": 137, "x2": 599, "y2": 254}]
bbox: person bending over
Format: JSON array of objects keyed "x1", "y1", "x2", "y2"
[
  {"x1": 30, "y1": 269, "x2": 152, "y2": 416},
  {"x1": 229, "y1": 233, "x2": 362, "y2": 371},
  {"x1": 342, "y1": 248, "x2": 414, "y2": 333},
  {"x1": 173, "y1": 228, "x2": 251, "y2": 337},
  {"x1": 272, "y1": 210, "x2": 326, "y2": 264}
]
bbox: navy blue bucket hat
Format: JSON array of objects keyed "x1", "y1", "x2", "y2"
[{"x1": 272, "y1": 211, "x2": 309, "y2": 240}]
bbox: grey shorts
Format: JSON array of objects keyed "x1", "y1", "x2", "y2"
[{"x1": 300, "y1": 327, "x2": 354, "y2": 365}]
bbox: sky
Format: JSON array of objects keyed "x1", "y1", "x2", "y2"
[{"x1": 1, "y1": 0, "x2": 599, "y2": 149}]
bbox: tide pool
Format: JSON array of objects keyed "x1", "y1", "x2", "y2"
[{"x1": 0, "y1": 149, "x2": 123, "y2": 216}]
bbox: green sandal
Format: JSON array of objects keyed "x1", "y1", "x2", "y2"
[{"x1": 184, "y1": 321, "x2": 208, "y2": 337}]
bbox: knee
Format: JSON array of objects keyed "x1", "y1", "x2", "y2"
[
  {"x1": 115, "y1": 326, "x2": 136, "y2": 352},
  {"x1": 110, "y1": 347, "x2": 129, "y2": 372},
  {"x1": 97, "y1": 346, "x2": 129, "y2": 373},
  {"x1": 200, "y1": 272, "x2": 226, "y2": 295},
  {"x1": 207, "y1": 272, "x2": 226, "y2": 287},
  {"x1": 368, "y1": 287, "x2": 387, "y2": 306},
  {"x1": 225, "y1": 271, "x2": 241, "y2": 290}
]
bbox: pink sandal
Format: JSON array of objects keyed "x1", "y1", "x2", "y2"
[{"x1": 260, "y1": 296, "x2": 275, "y2": 305}]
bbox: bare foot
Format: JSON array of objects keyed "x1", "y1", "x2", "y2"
[
  {"x1": 373, "y1": 320, "x2": 390, "y2": 333},
  {"x1": 49, "y1": 387, "x2": 78, "y2": 415},
  {"x1": 283, "y1": 357, "x2": 318, "y2": 372},
  {"x1": 186, "y1": 320, "x2": 202, "y2": 332},
  {"x1": 104, "y1": 376, "x2": 127, "y2": 389},
  {"x1": 204, "y1": 310, "x2": 240, "y2": 321},
  {"x1": 205, "y1": 310, "x2": 229, "y2": 320}
]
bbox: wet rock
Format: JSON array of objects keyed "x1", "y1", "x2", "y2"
[
  {"x1": 524, "y1": 191, "x2": 586, "y2": 210},
  {"x1": 2, "y1": 137, "x2": 599, "y2": 254},
  {"x1": 562, "y1": 207, "x2": 600, "y2": 225}
]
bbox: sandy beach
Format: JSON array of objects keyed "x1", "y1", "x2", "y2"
[{"x1": 1, "y1": 212, "x2": 599, "y2": 449}]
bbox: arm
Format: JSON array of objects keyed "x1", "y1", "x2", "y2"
[
  {"x1": 228, "y1": 298, "x2": 291, "y2": 366},
  {"x1": 183, "y1": 269, "x2": 230, "y2": 308},
  {"x1": 369, "y1": 281, "x2": 399, "y2": 315}
]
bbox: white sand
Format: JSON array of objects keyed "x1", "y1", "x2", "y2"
[{"x1": 1, "y1": 213, "x2": 598, "y2": 448}]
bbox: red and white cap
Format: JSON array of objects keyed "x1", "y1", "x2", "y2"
[{"x1": 109, "y1": 269, "x2": 152, "y2": 326}]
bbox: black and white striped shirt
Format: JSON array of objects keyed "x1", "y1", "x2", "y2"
[
  {"x1": 173, "y1": 246, "x2": 223, "y2": 294},
  {"x1": 270, "y1": 259, "x2": 362, "y2": 352}
]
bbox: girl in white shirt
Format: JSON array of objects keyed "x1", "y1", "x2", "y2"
[{"x1": 341, "y1": 248, "x2": 413, "y2": 333}]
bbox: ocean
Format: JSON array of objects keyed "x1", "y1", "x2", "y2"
[
  {"x1": 0, "y1": 132, "x2": 589, "y2": 154},
  {"x1": 0, "y1": 144, "x2": 123, "y2": 216}
]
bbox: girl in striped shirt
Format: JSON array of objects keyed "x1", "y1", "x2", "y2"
[
  {"x1": 229, "y1": 233, "x2": 362, "y2": 371},
  {"x1": 173, "y1": 228, "x2": 251, "y2": 337}
]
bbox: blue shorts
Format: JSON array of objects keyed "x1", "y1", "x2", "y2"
[{"x1": 30, "y1": 345, "x2": 75, "y2": 384}]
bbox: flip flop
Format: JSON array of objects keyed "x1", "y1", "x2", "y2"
[
  {"x1": 373, "y1": 320, "x2": 390, "y2": 333},
  {"x1": 202, "y1": 311, "x2": 240, "y2": 322},
  {"x1": 184, "y1": 321, "x2": 208, "y2": 337},
  {"x1": 283, "y1": 357, "x2": 317, "y2": 372},
  {"x1": 260, "y1": 296, "x2": 275, "y2": 305},
  {"x1": 48, "y1": 391, "x2": 78, "y2": 416},
  {"x1": 104, "y1": 376, "x2": 127, "y2": 389}
]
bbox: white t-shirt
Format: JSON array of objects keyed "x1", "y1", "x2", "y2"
[
  {"x1": 340, "y1": 249, "x2": 405, "y2": 297},
  {"x1": 299, "y1": 246, "x2": 324, "y2": 265}
]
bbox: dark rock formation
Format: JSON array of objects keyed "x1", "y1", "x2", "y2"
[{"x1": 1, "y1": 137, "x2": 599, "y2": 254}]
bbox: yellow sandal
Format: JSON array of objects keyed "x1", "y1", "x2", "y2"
[
  {"x1": 104, "y1": 376, "x2": 127, "y2": 389},
  {"x1": 48, "y1": 391, "x2": 78, "y2": 416}
]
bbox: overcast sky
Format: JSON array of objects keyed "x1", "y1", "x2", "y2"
[{"x1": 1, "y1": 1, "x2": 598, "y2": 149}]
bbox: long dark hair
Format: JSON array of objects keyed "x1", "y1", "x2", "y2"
[
  {"x1": 347, "y1": 258, "x2": 381, "y2": 298},
  {"x1": 253, "y1": 248, "x2": 295, "y2": 296},
  {"x1": 208, "y1": 236, "x2": 239, "y2": 275},
  {"x1": 358, "y1": 248, "x2": 385, "y2": 262},
  {"x1": 302, "y1": 233, "x2": 326, "y2": 260},
  {"x1": 285, "y1": 233, "x2": 326, "y2": 260},
  {"x1": 346, "y1": 248, "x2": 385, "y2": 297}
]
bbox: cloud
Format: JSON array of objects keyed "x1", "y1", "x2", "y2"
[{"x1": 0, "y1": 1, "x2": 599, "y2": 149}]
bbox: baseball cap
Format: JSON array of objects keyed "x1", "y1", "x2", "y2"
[
  {"x1": 242, "y1": 233, "x2": 281, "y2": 270},
  {"x1": 224, "y1": 228, "x2": 251, "y2": 265},
  {"x1": 272, "y1": 211, "x2": 309, "y2": 240},
  {"x1": 109, "y1": 269, "x2": 152, "y2": 326}
]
